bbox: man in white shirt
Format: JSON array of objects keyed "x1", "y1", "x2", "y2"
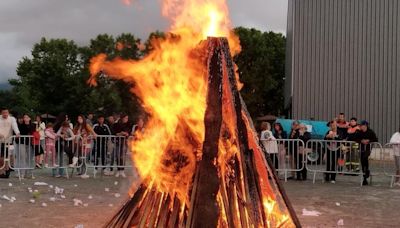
[
  {"x1": 0, "y1": 108, "x2": 20, "y2": 144},
  {"x1": 390, "y1": 127, "x2": 400, "y2": 186}
]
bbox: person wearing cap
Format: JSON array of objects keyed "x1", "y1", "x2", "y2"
[{"x1": 355, "y1": 120, "x2": 378, "y2": 185}]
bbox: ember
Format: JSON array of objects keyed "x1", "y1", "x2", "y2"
[{"x1": 89, "y1": 0, "x2": 300, "y2": 227}]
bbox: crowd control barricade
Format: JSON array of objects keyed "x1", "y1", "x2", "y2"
[
  {"x1": 8, "y1": 136, "x2": 36, "y2": 180},
  {"x1": 260, "y1": 139, "x2": 305, "y2": 181},
  {"x1": 50, "y1": 135, "x2": 84, "y2": 178},
  {"x1": 0, "y1": 139, "x2": 13, "y2": 177},
  {"x1": 367, "y1": 142, "x2": 384, "y2": 184},
  {"x1": 305, "y1": 140, "x2": 363, "y2": 184},
  {"x1": 383, "y1": 143, "x2": 400, "y2": 187},
  {"x1": 86, "y1": 135, "x2": 132, "y2": 177}
]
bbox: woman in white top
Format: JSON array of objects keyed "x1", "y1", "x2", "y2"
[
  {"x1": 260, "y1": 122, "x2": 279, "y2": 169},
  {"x1": 390, "y1": 127, "x2": 400, "y2": 186}
]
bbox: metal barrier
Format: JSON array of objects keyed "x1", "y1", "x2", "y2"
[
  {"x1": 260, "y1": 139, "x2": 305, "y2": 181},
  {"x1": 367, "y1": 142, "x2": 384, "y2": 184},
  {"x1": 305, "y1": 140, "x2": 364, "y2": 184},
  {"x1": 6, "y1": 136, "x2": 36, "y2": 180},
  {"x1": 383, "y1": 143, "x2": 400, "y2": 187},
  {"x1": 85, "y1": 135, "x2": 132, "y2": 177}
]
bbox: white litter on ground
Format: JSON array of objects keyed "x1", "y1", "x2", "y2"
[
  {"x1": 34, "y1": 190, "x2": 39, "y2": 193},
  {"x1": 29, "y1": 199, "x2": 35, "y2": 203},
  {"x1": 336, "y1": 202, "x2": 341, "y2": 206},
  {"x1": 60, "y1": 195, "x2": 66, "y2": 199},
  {"x1": 0, "y1": 204, "x2": 2, "y2": 207},
  {"x1": 8, "y1": 183, "x2": 12, "y2": 187},
  {"x1": 10, "y1": 197, "x2": 16, "y2": 201},
  {"x1": 73, "y1": 199, "x2": 83, "y2": 206},
  {"x1": 114, "y1": 193, "x2": 121, "y2": 198},
  {"x1": 42, "y1": 203, "x2": 47, "y2": 207},
  {"x1": 74, "y1": 184, "x2": 78, "y2": 187},
  {"x1": 114, "y1": 181, "x2": 118, "y2": 186},
  {"x1": 34, "y1": 182, "x2": 48, "y2": 186},
  {"x1": 337, "y1": 219, "x2": 344, "y2": 226},
  {"x1": 49, "y1": 197, "x2": 56, "y2": 202},
  {"x1": 108, "y1": 204, "x2": 114, "y2": 207},
  {"x1": 88, "y1": 195, "x2": 93, "y2": 200},
  {"x1": 105, "y1": 188, "x2": 109, "y2": 192},
  {"x1": 55, "y1": 187, "x2": 64, "y2": 194},
  {"x1": 49, "y1": 185, "x2": 53, "y2": 189},
  {"x1": 302, "y1": 208, "x2": 322, "y2": 216},
  {"x1": 28, "y1": 189, "x2": 33, "y2": 193},
  {"x1": 75, "y1": 224, "x2": 84, "y2": 228},
  {"x1": 83, "y1": 203, "x2": 89, "y2": 207}
]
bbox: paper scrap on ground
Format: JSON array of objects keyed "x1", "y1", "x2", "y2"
[
  {"x1": 55, "y1": 187, "x2": 64, "y2": 194},
  {"x1": 34, "y1": 182, "x2": 48, "y2": 186},
  {"x1": 42, "y1": 203, "x2": 47, "y2": 207},
  {"x1": 60, "y1": 195, "x2": 66, "y2": 199},
  {"x1": 105, "y1": 188, "x2": 109, "y2": 192},
  {"x1": 49, "y1": 197, "x2": 56, "y2": 202},
  {"x1": 83, "y1": 203, "x2": 89, "y2": 207},
  {"x1": 74, "y1": 184, "x2": 78, "y2": 187},
  {"x1": 108, "y1": 204, "x2": 113, "y2": 207},
  {"x1": 73, "y1": 199, "x2": 83, "y2": 206},
  {"x1": 336, "y1": 202, "x2": 341, "y2": 206},
  {"x1": 88, "y1": 195, "x2": 93, "y2": 200},
  {"x1": 8, "y1": 183, "x2": 12, "y2": 187},
  {"x1": 49, "y1": 185, "x2": 53, "y2": 189},
  {"x1": 29, "y1": 199, "x2": 35, "y2": 203},
  {"x1": 337, "y1": 219, "x2": 344, "y2": 226},
  {"x1": 302, "y1": 208, "x2": 322, "y2": 216},
  {"x1": 114, "y1": 181, "x2": 118, "y2": 186},
  {"x1": 75, "y1": 224, "x2": 84, "y2": 228}
]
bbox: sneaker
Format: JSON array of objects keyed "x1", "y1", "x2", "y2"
[
  {"x1": 35, "y1": 163, "x2": 42, "y2": 169},
  {"x1": 93, "y1": 169, "x2": 98, "y2": 177},
  {"x1": 44, "y1": 164, "x2": 49, "y2": 168},
  {"x1": 81, "y1": 174, "x2": 90, "y2": 179},
  {"x1": 104, "y1": 170, "x2": 114, "y2": 176},
  {"x1": 362, "y1": 180, "x2": 368, "y2": 186},
  {"x1": 120, "y1": 171, "x2": 126, "y2": 178},
  {"x1": 53, "y1": 164, "x2": 59, "y2": 167},
  {"x1": 115, "y1": 171, "x2": 120, "y2": 178},
  {"x1": 55, "y1": 175, "x2": 61, "y2": 178},
  {"x1": 394, "y1": 182, "x2": 400, "y2": 187},
  {"x1": 331, "y1": 180, "x2": 336, "y2": 184},
  {"x1": 72, "y1": 157, "x2": 79, "y2": 166}
]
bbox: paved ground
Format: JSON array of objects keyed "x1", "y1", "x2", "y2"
[{"x1": 0, "y1": 168, "x2": 399, "y2": 227}]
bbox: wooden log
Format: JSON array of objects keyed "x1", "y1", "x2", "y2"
[{"x1": 188, "y1": 37, "x2": 224, "y2": 228}]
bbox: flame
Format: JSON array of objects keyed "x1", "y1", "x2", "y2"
[
  {"x1": 90, "y1": 0, "x2": 291, "y2": 226},
  {"x1": 90, "y1": 0, "x2": 239, "y2": 203}
]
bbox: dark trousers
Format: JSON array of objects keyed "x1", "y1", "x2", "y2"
[
  {"x1": 95, "y1": 139, "x2": 106, "y2": 169},
  {"x1": 116, "y1": 141, "x2": 126, "y2": 171},
  {"x1": 361, "y1": 151, "x2": 371, "y2": 179},
  {"x1": 326, "y1": 151, "x2": 339, "y2": 181},
  {"x1": 269, "y1": 153, "x2": 279, "y2": 170},
  {"x1": 294, "y1": 152, "x2": 307, "y2": 180}
]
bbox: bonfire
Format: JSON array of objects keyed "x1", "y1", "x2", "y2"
[{"x1": 89, "y1": 0, "x2": 300, "y2": 227}]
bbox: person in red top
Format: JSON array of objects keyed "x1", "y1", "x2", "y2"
[{"x1": 336, "y1": 113, "x2": 349, "y2": 139}]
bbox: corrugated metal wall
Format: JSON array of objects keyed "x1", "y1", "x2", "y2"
[{"x1": 286, "y1": 0, "x2": 400, "y2": 143}]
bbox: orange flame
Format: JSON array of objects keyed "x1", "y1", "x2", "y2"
[{"x1": 90, "y1": 0, "x2": 290, "y2": 226}]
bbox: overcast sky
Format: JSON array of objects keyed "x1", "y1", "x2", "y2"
[{"x1": 0, "y1": 0, "x2": 287, "y2": 83}]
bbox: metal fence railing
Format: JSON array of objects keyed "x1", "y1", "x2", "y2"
[{"x1": 382, "y1": 143, "x2": 400, "y2": 187}]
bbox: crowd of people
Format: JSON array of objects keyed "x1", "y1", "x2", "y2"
[
  {"x1": 0, "y1": 107, "x2": 145, "y2": 179},
  {"x1": 260, "y1": 113, "x2": 400, "y2": 186}
]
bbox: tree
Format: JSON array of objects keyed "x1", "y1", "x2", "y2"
[{"x1": 234, "y1": 27, "x2": 286, "y2": 118}]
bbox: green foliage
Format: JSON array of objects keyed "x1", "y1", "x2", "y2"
[
  {"x1": 6, "y1": 28, "x2": 286, "y2": 121},
  {"x1": 234, "y1": 27, "x2": 286, "y2": 118}
]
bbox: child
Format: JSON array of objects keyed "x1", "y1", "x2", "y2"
[{"x1": 45, "y1": 123, "x2": 57, "y2": 167}]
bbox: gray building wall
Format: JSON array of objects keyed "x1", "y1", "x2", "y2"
[{"x1": 286, "y1": 0, "x2": 400, "y2": 143}]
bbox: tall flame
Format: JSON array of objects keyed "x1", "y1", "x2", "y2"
[
  {"x1": 90, "y1": 0, "x2": 239, "y2": 202},
  {"x1": 89, "y1": 0, "x2": 292, "y2": 227}
]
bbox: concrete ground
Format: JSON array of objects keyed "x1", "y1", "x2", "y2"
[{"x1": 0, "y1": 168, "x2": 399, "y2": 227}]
